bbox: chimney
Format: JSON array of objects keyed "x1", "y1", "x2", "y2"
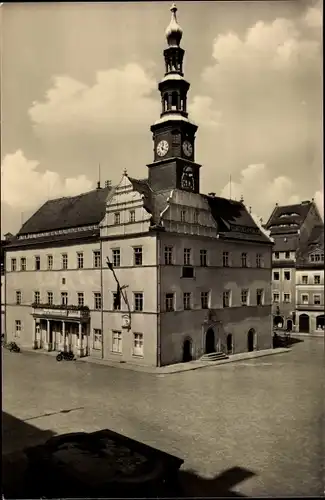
[
  {"x1": 105, "y1": 180, "x2": 111, "y2": 188},
  {"x1": 301, "y1": 200, "x2": 310, "y2": 204},
  {"x1": 97, "y1": 181, "x2": 101, "y2": 190},
  {"x1": 208, "y1": 192, "x2": 216, "y2": 197}
]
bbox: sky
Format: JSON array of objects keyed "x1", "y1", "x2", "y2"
[{"x1": 1, "y1": 0, "x2": 323, "y2": 237}]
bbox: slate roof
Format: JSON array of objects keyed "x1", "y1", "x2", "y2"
[
  {"x1": 296, "y1": 225, "x2": 324, "y2": 268},
  {"x1": 18, "y1": 186, "x2": 111, "y2": 235},
  {"x1": 203, "y1": 195, "x2": 272, "y2": 244},
  {"x1": 265, "y1": 202, "x2": 312, "y2": 235},
  {"x1": 271, "y1": 233, "x2": 300, "y2": 252}
]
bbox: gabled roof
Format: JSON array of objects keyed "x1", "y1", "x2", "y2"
[
  {"x1": 296, "y1": 225, "x2": 324, "y2": 268},
  {"x1": 203, "y1": 195, "x2": 272, "y2": 243},
  {"x1": 265, "y1": 202, "x2": 312, "y2": 235},
  {"x1": 272, "y1": 234, "x2": 299, "y2": 252},
  {"x1": 18, "y1": 186, "x2": 111, "y2": 236}
]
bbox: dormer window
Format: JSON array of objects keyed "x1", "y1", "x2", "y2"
[{"x1": 310, "y1": 253, "x2": 324, "y2": 263}]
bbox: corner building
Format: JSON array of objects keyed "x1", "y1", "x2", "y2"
[{"x1": 4, "y1": 5, "x2": 273, "y2": 366}]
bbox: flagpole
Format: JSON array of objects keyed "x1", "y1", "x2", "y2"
[{"x1": 106, "y1": 257, "x2": 131, "y2": 329}]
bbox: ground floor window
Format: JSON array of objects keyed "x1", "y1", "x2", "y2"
[
  {"x1": 112, "y1": 330, "x2": 122, "y2": 353},
  {"x1": 133, "y1": 333, "x2": 144, "y2": 357},
  {"x1": 15, "y1": 320, "x2": 21, "y2": 337},
  {"x1": 93, "y1": 328, "x2": 102, "y2": 350}
]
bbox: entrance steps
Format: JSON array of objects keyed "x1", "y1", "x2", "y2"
[{"x1": 200, "y1": 352, "x2": 229, "y2": 362}]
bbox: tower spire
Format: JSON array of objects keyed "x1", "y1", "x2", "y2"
[{"x1": 165, "y1": 3, "x2": 183, "y2": 47}]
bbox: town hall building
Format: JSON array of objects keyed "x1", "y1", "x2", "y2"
[{"x1": 3, "y1": 4, "x2": 273, "y2": 366}]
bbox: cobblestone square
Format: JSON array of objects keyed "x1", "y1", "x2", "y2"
[{"x1": 3, "y1": 337, "x2": 324, "y2": 496}]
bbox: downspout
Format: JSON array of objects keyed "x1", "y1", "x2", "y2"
[
  {"x1": 156, "y1": 231, "x2": 161, "y2": 367},
  {"x1": 100, "y1": 236, "x2": 104, "y2": 359}
]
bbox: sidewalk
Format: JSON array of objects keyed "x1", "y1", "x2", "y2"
[{"x1": 22, "y1": 345, "x2": 291, "y2": 375}]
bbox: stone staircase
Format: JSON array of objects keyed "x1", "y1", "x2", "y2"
[{"x1": 200, "y1": 352, "x2": 229, "y2": 362}]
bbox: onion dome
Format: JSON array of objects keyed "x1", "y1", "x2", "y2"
[{"x1": 165, "y1": 3, "x2": 183, "y2": 47}]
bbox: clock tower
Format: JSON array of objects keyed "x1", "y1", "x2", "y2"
[{"x1": 147, "y1": 3, "x2": 201, "y2": 193}]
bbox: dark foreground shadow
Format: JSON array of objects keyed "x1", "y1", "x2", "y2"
[
  {"x1": 273, "y1": 334, "x2": 304, "y2": 349},
  {"x1": 2, "y1": 413, "x2": 256, "y2": 498}
]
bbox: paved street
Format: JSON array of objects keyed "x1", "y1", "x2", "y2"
[{"x1": 3, "y1": 337, "x2": 324, "y2": 497}]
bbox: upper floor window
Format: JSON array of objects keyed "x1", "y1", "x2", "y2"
[
  {"x1": 283, "y1": 293, "x2": 291, "y2": 303},
  {"x1": 273, "y1": 292, "x2": 280, "y2": 303},
  {"x1": 133, "y1": 247, "x2": 143, "y2": 266},
  {"x1": 301, "y1": 293, "x2": 309, "y2": 304},
  {"x1": 61, "y1": 292, "x2": 68, "y2": 306},
  {"x1": 180, "y1": 210, "x2": 186, "y2": 223},
  {"x1": 314, "y1": 294, "x2": 321, "y2": 305},
  {"x1": 284, "y1": 271, "x2": 291, "y2": 281},
  {"x1": 47, "y1": 255, "x2": 53, "y2": 270},
  {"x1": 129, "y1": 210, "x2": 135, "y2": 223},
  {"x1": 77, "y1": 292, "x2": 84, "y2": 307},
  {"x1": 77, "y1": 252, "x2": 84, "y2": 269},
  {"x1": 114, "y1": 212, "x2": 121, "y2": 225},
  {"x1": 256, "y1": 254, "x2": 262, "y2": 268},
  {"x1": 134, "y1": 292, "x2": 143, "y2": 311},
  {"x1": 193, "y1": 210, "x2": 199, "y2": 224},
  {"x1": 223, "y1": 290, "x2": 231, "y2": 308},
  {"x1": 16, "y1": 291, "x2": 22, "y2": 305},
  {"x1": 200, "y1": 249, "x2": 207, "y2": 267},
  {"x1": 241, "y1": 289, "x2": 249, "y2": 306},
  {"x1": 302, "y1": 275, "x2": 308, "y2": 284},
  {"x1": 310, "y1": 253, "x2": 324, "y2": 262},
  {"x1": 34, "y1": 291, "x2": 40, "y2": 304},
  {"x1": 223, "y1": 252, "x2": 229, "y2": 267},
  {"x1": 35, "y1": 256, "x2": 40, "y2": 271},
  {"x1": 201, "y1": 291, "x2": 209, "y2": 309},
  {"x1": 93, "y1": 250, "x2": 101, "y2": 268},
  {"x1": 184, "y1": 248, "x2": 191, "y2": 266},
  {"x1": 112, "y1": 248, "x2": 120, "y2": 267},
  {"x1": 47, "y1": 291, "x2": 53, "y2": 305},
  {"x1": 20, "y1": 257, "x2": 26, "y2": 271},
  {"x1": 314, "y1": 275, "x2": 321, "y2": 285},
  {"x1": 274, "y1": 252, "x2": 279, "y2": 259},
  {"x1": 165, "y1": 293, "x2": 175, "y2": 312},
  {"x1": 112, "y1": 291, "x2": 121, "y2": 310},
  {"x1": 94, "y1": 292, "x2": 102, "y2": 310},
  {"x1": 62, "y1": 253, "x2": 68, "y2": 270},
  {"x1": 241, "y1": 253, "x2": 247, "y2": 267},
  {"x1": 11, "y1": 258, "x2": 17, "y2": 271},
  {"x1": 256, "y1": 289, "x2": 264, "y2": 306},
  {"x1": 183, "y1": 292, "x2": 191, "y2": 310},
  {"x1": 164, "y1": 246, "x2": 173, "y2": 265},
  {"x1": 285, "y1": 251, "x2": 290, "y2": 259},
  {"x1": 273, "y1": 272, "x2": 280, "y2": 281}
]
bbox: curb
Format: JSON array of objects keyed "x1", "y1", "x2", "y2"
[{"x1": 18, "y1": 345, "x2": 291, "y2": 375}]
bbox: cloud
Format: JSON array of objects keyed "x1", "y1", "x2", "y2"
[
  {"x1": 1, "y1": 149, "x2": 93, "y2": 210},
  {"x1": 28, "y1": 63, "x2": 159, "y2": 135},
  {"x1": 193, "y1": 2, "x2": 322, "y2": 204},
  {"x1": 220, "y1": 163, "x2": 324, "y2": 223}
]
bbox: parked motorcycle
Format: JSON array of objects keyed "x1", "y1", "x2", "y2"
[
  {"x1": 56, "y1": 351, "x2": 75, "y2": 362},
  {"x1": 7, "y1": 341, "x2": 21, "y2": 353}
]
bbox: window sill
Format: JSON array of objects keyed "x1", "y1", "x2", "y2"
[
  {"x1": 132, "y1": 354, "x2": 144, "y2": 358},
  {"x1": 111, "y1": 350, "x2": 122, "y2": 355}
]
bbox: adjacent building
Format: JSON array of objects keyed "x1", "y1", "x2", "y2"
[
  {"x1": 265, "y1": 200, "x2": 324, "y2": 332},
  {"x1": 295, "y1": 226, "x2": 324, "y2": 334},
  {"x1": 3, "y1": 4, "x2": 274, "y2": 366}
]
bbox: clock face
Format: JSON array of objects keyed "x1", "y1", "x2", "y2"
[
  {"x1": 156, "y1": 140, "x2": 169, "y2": 157},
  {"x1": 182, "y1": 140, "x2": 193, "y2": 157}
]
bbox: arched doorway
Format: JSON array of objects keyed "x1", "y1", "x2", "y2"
[
  {"x1": 247, "y1": 329, "x2": 255, "y2": 352},
  {"x1": 299, "y1": 314, "x2": 310, "y2": 333},
  {"x1": 226, "y1": 333, "x2": 233, "y2": 354},
  {"x1": 316, "y1": 315, "x2": 324, "y2": 330},
  {"x1": 182, "y1": 338, "x2": 193, "y2": 362},
  {"x1": 286, "y1": 319, "x2": 293, "y2": 332},
  {"x1": 205, "y1": 328, "x2": 215, "y2": 354},
  {"x1": 273, "y1": 316, "x2": 284, "y2": 329}
]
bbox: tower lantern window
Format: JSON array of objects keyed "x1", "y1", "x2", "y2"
[{"x1": 171, "y1": 91, "x2": 178, "y2": 110}]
